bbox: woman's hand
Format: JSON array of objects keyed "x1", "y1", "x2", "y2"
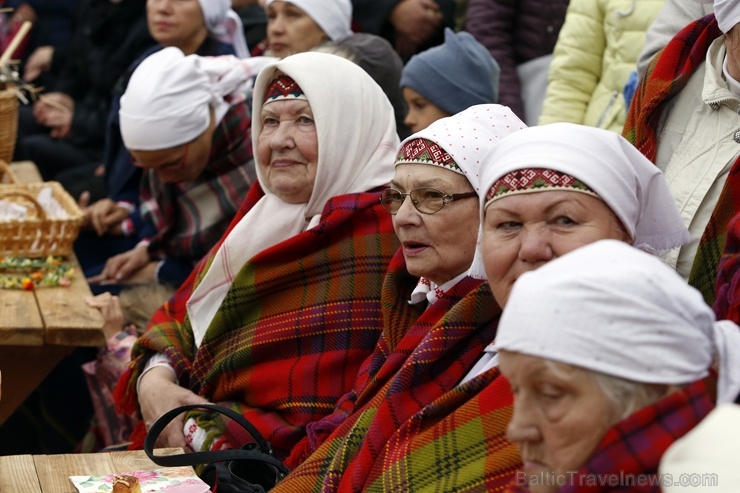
[
  {"x1": 138, "y1": 367, "x2": 211, "y2": 449},
  {"x1": 88, "y1": 245, "x2": 150, "y2": 284},
  {"x1": 391, "y1": 0, "x2": 442, "y2": 56},
  {"x1": 23, "y1": 45, "x2": 52, "y2": 82},
  {"x1": 85, "y1": 198, "x2": 131, "y2": 236},
  {"x1": 84, "y1": 292, "x2": 124, "y2": 339}
]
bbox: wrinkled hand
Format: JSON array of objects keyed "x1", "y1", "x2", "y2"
[
  {"x1": 34, "y1": 93, "x2": 74, "y2": 136},
  {"x1": 86, "y1": 198, "x2": 131, "y2": 236},
  {"x1": 88, "y1": 245, "x2": 150, "y2": 284},
  {"x1": 138, "y1": 368, "x2": 211, "y2": 450},
  {"x1": 85, "y1": 292, "x2": 123, "y2": 339},
  {"x1": 24, "y1": 45, "x2": 53, "y2": 82},
  {"x1": 390, "y1": 0, "x2": 442, "y2": 52}
]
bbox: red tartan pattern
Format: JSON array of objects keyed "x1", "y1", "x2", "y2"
[
  {"x1": 114, "y1": 183, "x2": 400, "y2": 459},
  {"x1": 504, "y1": 380, "x2": 712, "y2": 493},
  {"x1": 623, "y1": 14, "x2": 735, "y2": 305},
  {"x1": 273, "y1": 254, "x2": 520, "y2": 491},
  {"x1": 396, "y1": 138, "x2": 462, "y2": 173},
  {"x1": 487, "y1": 168, "x2": 596, "y2": 202}
]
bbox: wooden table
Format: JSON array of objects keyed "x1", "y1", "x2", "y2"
[
  {"x1": 0, "y1": 161, "x2": 105, "y2": 425},
  {"x1": 0, "y1": 448, "x2": 186, "y2": 492}
]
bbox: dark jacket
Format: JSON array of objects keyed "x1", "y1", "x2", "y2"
[
  {"x1": 466, "y1": 0, "x2": 569, "y2": 118},
  {"x1": 49, "y1": 0, "x2": 155, "y2": 149}
]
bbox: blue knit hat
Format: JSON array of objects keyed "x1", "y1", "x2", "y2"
[{"x1": 400, "y1": 28, "x2": 500, "y2": 115}]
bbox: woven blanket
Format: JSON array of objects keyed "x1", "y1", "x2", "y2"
[
  {"x1": 505, "y1": 379, "x2": 713, "y2": 493},
  {"x1": 274, "y1": 254, "x2": 521, "y2": 491},
  {"x1": 623, "y1": 14, "x2": 740, "y2": 305},
  {"x1": 115, "y1": 183, "x2": 400, "y2": 458}
]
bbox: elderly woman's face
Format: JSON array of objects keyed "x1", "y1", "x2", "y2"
[
  {"x1": 391, "y1": 164, "x2": 479, "y2": 285},
  {"x1": 499, "y1": 351, "x2": 620, "y2": 493},
  {"x1": 130, "y1": 110, "x2": 215, "y2": 184},
  {"x1": 483, "y1": 191, "x2": 628, "y2": 307},
  {"x1": 257, "y1": 99, "x2": 319, "y2": 203},
  {"x1": 147, "y1": 0, "x2": 208, "y2": 51},
  {"x1": 266, "y1": 1, "x2": 329, "y2": 58}
]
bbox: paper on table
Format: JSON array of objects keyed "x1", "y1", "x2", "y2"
[{"x1": 69, "y1": 467, "x2": 211, "y2": 493}]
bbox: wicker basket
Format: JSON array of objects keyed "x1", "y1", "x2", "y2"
[
  {"x1": 0, "y1": 172, "x2": 85, "y2": 257},
  {"x1": 0, "y1": 91, "x2": 19, "y2": 165}
]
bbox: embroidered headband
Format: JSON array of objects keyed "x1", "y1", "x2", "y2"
[
  {"x1": 395, "y1": 138, "x2": 463, "y2": 175},
  {"x1": 264, "y1": 74, "x2": 307, "y2": 103},
  {"x1": 485, "y1": 168, "x2": 598, "y2": 207}
]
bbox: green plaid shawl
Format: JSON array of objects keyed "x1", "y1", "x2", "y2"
[
  {"x1": 274, "y1": 253, "x2": 521, "y2": 491},
  {"x1": 115, "y1": 184, "x2": 400, "y2": 458},
  {"x1": 623, "y1": 14, "x2": 738, "y2": 305}
]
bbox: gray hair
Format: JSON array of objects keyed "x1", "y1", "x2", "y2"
[{"x1": 544, "y1": 359, "x2": 671, "y2": 421}]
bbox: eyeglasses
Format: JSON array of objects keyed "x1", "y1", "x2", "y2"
[{"x1": 380, "y1": 187, "x2": 478, "y2": 215}]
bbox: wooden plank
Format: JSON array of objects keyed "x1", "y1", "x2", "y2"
[
  {"x1": 36, "y1": 254, "x2": 105, "y2": 347},
  {"x1": 0, "y1": 289, "x2": 44, "y2": 345},
  {"x1": 33, "y1": 448, "x2": 186, "y2": 493},
  {"x1": 0, "y1": 345, "x2": 72, "y2": 426},
  {"x1": 0, "y1": 454, "x2": 43, "y2": 493},
  {"x1": 9, "y1": 161, "x2": 43, "y2": 184}
]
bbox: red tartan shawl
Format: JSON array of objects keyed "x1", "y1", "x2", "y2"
[
  {"x1": 714, "y1": 213, "x2": 740, "y2": 321},
  {"x1": 274, "y1": 257, "x2": 520, "y2": 492},
  {"x1": 504, "y1": 379, "x2": 713, "y2": 493},
  {"x1": 623, "y1": 14, "x2": 740, "y2": 305},
  {"x1": 114, "y1": 183, "x2": 400, "y2": 458}
]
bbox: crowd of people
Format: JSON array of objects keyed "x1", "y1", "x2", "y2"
[{"x1": 2, "y1": 0, "x2": 740, "y2": 491}]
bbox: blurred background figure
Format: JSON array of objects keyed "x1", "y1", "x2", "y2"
[
  {"x1": 466, "y1": 0, "x2": 568, "y2": 124},
  {"x1": 400, "y1": 28, "x2": 499, "y2": 133},
  {"x1": 538, "y1": 0, "x2": 664, "y2": 133}
]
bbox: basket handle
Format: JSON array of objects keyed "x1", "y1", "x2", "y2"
[
  {"x1": 0, "y1": 160, "x2": 18, "y2": 184},
  {"x1": 0, "y1": 189, "x2": 47, "y2": 220}
]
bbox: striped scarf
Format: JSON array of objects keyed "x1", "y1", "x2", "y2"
[
  {"x1": 623, "y1": 14, "x2": 738, "y2": 305},
  {"x1": 115, "y1": 184, "x2": 400, "y2": 458},
  {"x1": 274, "y1": 253, "x2": 521, "y2": 491},
  {"x1": 505, "y1": 379, "x2": 713, "y2": 493},
  {"x1": 141, "y1": 101, "x2": 256, "y2": 262}
]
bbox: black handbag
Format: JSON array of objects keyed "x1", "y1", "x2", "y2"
[{"x1": 144, "y1": 404, "x2": 290, "y2": 493}]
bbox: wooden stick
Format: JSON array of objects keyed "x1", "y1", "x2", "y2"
[
  {"x1": 0, "y1": 21, "x2": 32, "y2": 69},
  {"x1": 38, "y1": 95, "x2": 71, "y2": 113}
]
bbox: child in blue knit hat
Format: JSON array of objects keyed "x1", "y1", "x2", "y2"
[{"x1": 400, "y1": 27, "x2": 500, "y2": 133}]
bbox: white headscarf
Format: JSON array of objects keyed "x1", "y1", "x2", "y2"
[
  {"x1": 695, "y1": 0, "x2": 739, "y2": 34},
  {"x1": 496, "y1": 239, "x2": 740, "y2": 404},
  {"x1": 197, "y1": 0, "x2": 250, "y2": 58},
  {"x1": 186, "y1": 52, "x2": 399, "y2": 337},
  {"x1": 264, "y1": 0, "x2": 352, "y2": 41},
  {"x1": 120, "y1": 47, "x2": 274, "y2": 150},
  {"x1": 476, "y1": 122, "x2": 690, "y2": 261},
  {"x1": 395, "y1": 104, "x2": 527, "y2": 280}
]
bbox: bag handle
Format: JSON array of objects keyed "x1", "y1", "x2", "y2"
[{"x1": 144, "y1": 403, "x2": 285, "y2": 471}]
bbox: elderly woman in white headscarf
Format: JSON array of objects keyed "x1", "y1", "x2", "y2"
[
  {"x1": 497, "y1": 239, "x2": 740, "y2": 493},
  {"x1": 461, "y1": 122, "x2": 692, "y2": 381},
  {"x1": 115, "y1": 52, "x2": 401, "y2": 458},
  {"x1": 273, "y1": 104, "x2": 529, "y2": 490},
  {"x1": 87, "y1": 47, "x2": 258, "y2": 292},
  {"x1": 262, "y1": 0, "x2": 352, "y2": 58},
  {"x1": 74, "y1": 0, "x2": 275, "y2": 284}
]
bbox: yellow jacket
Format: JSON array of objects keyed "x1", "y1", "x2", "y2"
[{"x1": 538, "y1": 0, "x2": 664, "y2": 132}]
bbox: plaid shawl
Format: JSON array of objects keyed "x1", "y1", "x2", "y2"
[
  {"x1": 115, "y1": 184, "x2": 400, "y2": 458},
  {"x1": 714, "y1": 213, "x2": 740, "y2": 321},
  {"x1": 504, "y1": 379, "x2": 713, "y2": 493},
  {"x1": 623, "y1": 14, "x2": 740, "y2": 305},
  {"x1": 274, "y1": 253, "x2": 521, "y2": 492},
  {"x1": 140, "y1": 101, "x2": 256, "y2": 262}
]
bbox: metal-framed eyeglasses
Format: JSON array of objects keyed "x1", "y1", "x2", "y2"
[{"x1": 379, "y1": 187, "x2": 478, "y2": 215}]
